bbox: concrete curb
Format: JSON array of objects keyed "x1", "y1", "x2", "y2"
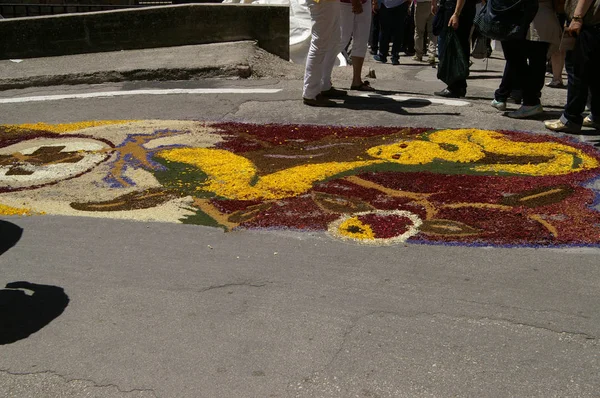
[
  {"x1": 0, "y1": 65, "x2": 253, "y2": 90},
  {"x1": 0, "y1": 41, "x2": 275, "y2": 90}
]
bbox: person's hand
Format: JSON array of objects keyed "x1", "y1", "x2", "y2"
[
  {"x1": 431, "y1": 2, "x2": 437, "y2": 14},
  {"x1": 448, "y1": 13, "x2": 459, "y2": 29},
  {"x1": 352, "y1": 0, "x2": 363, "y2": 13},
  {"x1": 566, "y1": 19, "x2": 583, "y2": 36},
  {"x1": 372, "y1": 0, "x2": 378, "y2": 13}
]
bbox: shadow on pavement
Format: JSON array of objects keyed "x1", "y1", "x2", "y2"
[
  {"x1": 0, "y1": 282, "x2": 70, "y2": 345},
  {"x1": 339, "y1": 92, "x2": 461, "y2": 116},
  {"x1": 0, "y1": 219, "x2": 23, "y2": 256},
  {"x1": 467, "y1": 74, "x2": 504, "y2": 80}
]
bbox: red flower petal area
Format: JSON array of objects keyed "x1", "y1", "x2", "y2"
[
  {"x1": 361, "y1": 171, "x2": 599, "y2": 205},
  {"x1": 238, "y1": 196, "x2": 339, "y2": 231},
  {"x1": 199, "y1": 123, "x2": 600, "y2": 247},
  {"x1": 426, "y1": 207, "x2": 555, "y2": 245},
  {"x1": 357, "y1": 213, "x2": 415, "y2": 239},
  {"x1": 211, "y1": 122, "x2": 428, "y2": 152},
  {"x1": 211, "y1": 199, "x2": 265, "y2": 213}
]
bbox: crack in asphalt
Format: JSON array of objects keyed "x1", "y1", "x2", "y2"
[
  {"x1": 197, "y1": 281, "x2": 272, "y2": 293},
  {"x1": 472, "y1": 316, "x2": 598, "y2": 340},
  {"x1": 0, "y1": 369, "x2": 159, "y2": 397},
  {"x1": 454, "y1": 298, "x2": 594, "y2": 320},
  {"x1": 292, "y1": 308, "x2": 597, "y2": 389}
]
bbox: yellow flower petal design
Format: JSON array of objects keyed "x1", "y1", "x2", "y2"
[
  {"x1": 157, "y1": 147, "x2": 260, "y2": 199},
  {"x1": 337, "y1": 217, "x2": 375, "y2": 240},
  {"x1": 0, "y1": 203, "x2": 32, "y2": 216},
  {"x1": 157, "y1": 147, "x2": 380, "y2": 200},
  {"x1": 157, "y1": 128, "x2": 600, "y2": 201},
  {"x1": 254, "y1": 160, "x2": 378, "y2": 199},
  {"x1": 5, "y1": 120, "x2": 134, "y2": 134}
]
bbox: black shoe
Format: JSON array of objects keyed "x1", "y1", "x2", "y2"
[
  {"x1": 321, "y1": 87, "x2": 347, "y2": 98},
  {"x1": 509, "y1": 95, "x2": 522, "y2": 105},
  {"x1": 303, "y1": 94, "x2": 336, "y2": 107},
  {"x1": 434, "y1": 88, "x2": 466, "y2": 98},
  {"x1": 373, "y1": 54, "x2": 387, "y2": 63}
]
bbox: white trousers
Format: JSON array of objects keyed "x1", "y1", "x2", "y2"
[
  {"x1": 303, "y1": 0, "x2": 341, "y2": 100},
  {"x1": 339, "y1": 2, "x2": 372, "y2": 58}
]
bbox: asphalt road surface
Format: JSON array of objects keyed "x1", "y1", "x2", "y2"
[{"x1": 1, "y1": 68, "x2": 599, "y2": 397}]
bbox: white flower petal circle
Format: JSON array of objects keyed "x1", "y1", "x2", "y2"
[{"x1": 327, "y1": 209, "x2": 423, "y2": 245}]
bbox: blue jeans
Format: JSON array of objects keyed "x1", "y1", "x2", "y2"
[{"x1": 561, "y1": 24, "x2": 600, "y2": 125}]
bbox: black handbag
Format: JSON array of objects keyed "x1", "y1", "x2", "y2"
[
  {"x1": 437, "y1": 29, "x2": 469, "y2": 86},
  {"x1": 473, "y1": 0, "x2": 539, "y2": 41}
]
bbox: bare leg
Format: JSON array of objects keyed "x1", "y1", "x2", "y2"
[
  {"x1": 551, "y1": 50, "x2": 565, "y2": 84},
  {"x1": 351, "y1": 56, "x2": 365, "y2": 87}
]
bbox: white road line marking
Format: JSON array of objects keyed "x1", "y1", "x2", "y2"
[
  {"x1": 0, "y1": 88, "x2": 470, "y2": 107},
  {"x1": 0, "y1": 88, "x2": 283, "y2": 104},
  {"x1": 356, "y1": 93, "x2": 470, "y2": 106}
]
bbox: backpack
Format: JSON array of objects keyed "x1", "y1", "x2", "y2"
[
  {"x1": 473, "y1": 0, "x2": 539, "y2": 41},
  {"x1": 471, "y1": 35, "x2": 488, "y2": 59}
]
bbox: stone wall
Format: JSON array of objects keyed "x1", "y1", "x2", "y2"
[{"x1": 0, "y1": 3, "x2": 289, "y2": 60}]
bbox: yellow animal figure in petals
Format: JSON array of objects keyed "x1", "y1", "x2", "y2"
[
  {"x1": 157, "y1": 129, "x2": 599, "y2": 201},
  {"x1": 158, "y1": 147, "x2": 379, "y2": 200}
]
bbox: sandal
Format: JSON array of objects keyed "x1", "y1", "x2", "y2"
[
  {"x1": 546, "y1": 80, "x2": 565, "y2": 89},
  {"x1": 350, "y1": 81, "x2": 376, "y2": 91}
]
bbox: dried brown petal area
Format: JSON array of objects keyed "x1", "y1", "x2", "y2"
[
  {"x1": 419, "y1": 219, "x2": 481, "y2": 236},
  {"x1": 70, "y1": 188, "x2": 179, "y2": 212},
  {"x1": 244, "y1": 129, "x2": 415, "y2": 174},
  {"x1": 24, "y1": 146, "x2": 84, "y2": 165},
  {"x1": 1, "y1": 145, "x2": 85, "y2": 176},
  {"x1": 228, "y1": 202, "x2": 274, "y2": 223},
  {"x1": 5, "y1": 167, "x2": 34, "y2": 176},
  {"x1": 501, "y1": 185, "x2": 575, "y2": 208},
  {"x1": 478, "y1": 151, "x2": 552, "y2": 165},
  {"x1": 312, "y1": 192, "x2": 374, "y2": 214}
]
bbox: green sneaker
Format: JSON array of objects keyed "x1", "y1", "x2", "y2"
[{"x1": 507, "y1": 104, "x2": 543, "y2": 119}]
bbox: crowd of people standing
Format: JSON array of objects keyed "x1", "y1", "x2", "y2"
[{"x1": 302, "y1": 0, "x2": 600, "y2": 135}]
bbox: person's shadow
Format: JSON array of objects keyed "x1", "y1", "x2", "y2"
[
  {"x1": 338, "y1": 91, "x2": 461, "y2": 116},
  {"x1": 0, "y1": 282, "x2": 70, "y2": 345},
  {"x1": 0, "y1": 219, "x2": 23, "y2": 255}
]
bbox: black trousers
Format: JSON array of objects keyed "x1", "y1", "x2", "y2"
[
  {"x1": 495, "y1": 40, "x2": 549, "y2": 106},
  {"x1": 378, "y1": 2, "x2": 409, "y2": 59},
  {"x1": 369, "y1": 10, "x2": 380, "y2": 52},
  {"x1": 563, "y1": 24, "x2": 600, "y2": 125}
]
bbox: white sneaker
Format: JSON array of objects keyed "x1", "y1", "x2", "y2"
[
  {"x1": 507, "y1": 104, "x2": 544, "y2": 119},
  {"x1": 491, "y1": 99, "x2": 507, "y2": 111}
]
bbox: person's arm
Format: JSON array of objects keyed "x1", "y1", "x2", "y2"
[
  {"x1": 448, "y1": 0, "x2": 466, "y2": 29},
  {"x1": 567, "y1": 0, "x2": 595, "y2": 35}
]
